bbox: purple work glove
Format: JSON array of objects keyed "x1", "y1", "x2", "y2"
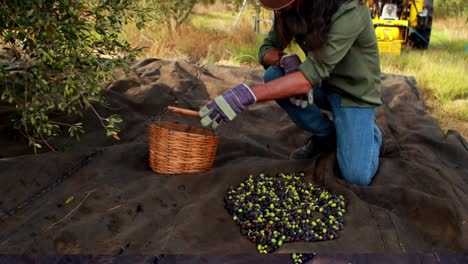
[
  {"x1": 282, "y1": 53, "x2": 302, "y2": 74},
  {"x1": 281, "y1": 54, "x2": 314, "y2": 108},
  {"x1": 199, "y1": 83, "x2": 257, "y2": 129}
]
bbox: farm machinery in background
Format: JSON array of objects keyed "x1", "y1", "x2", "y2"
[{"x1": 365, "y1": 0, "x2": 433, "y2": 55}]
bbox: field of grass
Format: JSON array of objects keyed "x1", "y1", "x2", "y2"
[
  {"x1": 379, "y1": 17, "x2": 468, "y2": 137},
  {"x1": 124, "y1": 3, "x2": 468, "y2": 138}
]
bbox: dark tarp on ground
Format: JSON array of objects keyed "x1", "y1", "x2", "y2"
[
  {"x1": 1, "y1": 254, "x2": 468, "y2": 264},
  {"x1": 0, "y1": 59, "x2": 467, "y2": 254}
]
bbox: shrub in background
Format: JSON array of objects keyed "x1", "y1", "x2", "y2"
[{"x1": 151, "y1": 0, "x2": 199, "y2": 32}]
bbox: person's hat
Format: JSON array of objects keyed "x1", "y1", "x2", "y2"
[{"x1": 258, "y1": 0, "x2": 296, "y2": 10}]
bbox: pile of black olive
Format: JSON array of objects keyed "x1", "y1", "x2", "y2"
[{"x1": 224, "y1": 172, "x2": 347, "y2": 254}]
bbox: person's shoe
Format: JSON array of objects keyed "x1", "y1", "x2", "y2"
[{"x1": 289, "y1": 132, "x2": 336, "y2": 160}]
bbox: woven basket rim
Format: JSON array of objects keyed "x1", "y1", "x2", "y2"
[{"x1": 149, "y1": 120, "x2": 218, "y2": 138}]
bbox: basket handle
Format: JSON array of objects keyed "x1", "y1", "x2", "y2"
[{"x1": 168, "y1": 106, "x2": 200, "y2": 118}]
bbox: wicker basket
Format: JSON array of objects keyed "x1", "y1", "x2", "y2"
[{"x1": 148, "y1": 120, "x2": 219, "y2": 174}]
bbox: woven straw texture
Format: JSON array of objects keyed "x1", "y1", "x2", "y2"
[{"x1": 149, "y1": 121, "x2": 219, "y2": 174}]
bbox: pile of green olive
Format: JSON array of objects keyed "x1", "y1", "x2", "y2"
[{"x1": 224, "y1": 172, "x2": 347, "y2": 253}]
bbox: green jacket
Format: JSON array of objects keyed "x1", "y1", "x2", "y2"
[{"x1": 258, "y1": 0, "x2": 382, "y2": 107}]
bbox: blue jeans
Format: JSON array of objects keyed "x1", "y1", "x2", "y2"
[{"x1": 264, "y1": 66, "x2": 382, "y2": 186}]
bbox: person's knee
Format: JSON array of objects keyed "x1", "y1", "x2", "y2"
[
  {"x1": 339, "y1": 161, "x2": 375, "y2": 186},
  {"x1": 263, "y1": 66, "x2": 284, "y2": 83}
]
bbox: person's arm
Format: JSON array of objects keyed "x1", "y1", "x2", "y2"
[
  {"x1": 199, "y1": 72, "x2": 312, "y2": 129},
  {"x1": 251, "y1": 71, "x2": 311, "y2": 102},
  {"x1": 258, "y1": 25, "x2": 285, "y2": 68},
  {"x1": 262, "y1": 48, "x2": 285, "y2": 67}
]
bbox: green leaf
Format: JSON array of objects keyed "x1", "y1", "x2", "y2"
[
  {"x1": 110, "y1": 115, "x2": 123, "y2": 123},
  {"x1": 0, "y1": 7, "x2": 7, "y2": 16},
  {"x1": 25, "y1": 9, "x2": 34, "y2": 17},
  {"x1": 65, "y1": 196, "x2": 74, "y2": 205},
  {"x1": 95, "y1": 26, "x2": 105, "y2": 35},
  {"x1": 4, "y1": 32, "x2": 14, "y2": 42}
]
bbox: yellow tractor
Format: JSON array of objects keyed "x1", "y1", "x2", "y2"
[{"x1": 365, "y1": 0, "x2": 433, "y2": 55}]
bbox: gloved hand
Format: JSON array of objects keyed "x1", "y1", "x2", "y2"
[
  {"x1": 199, "y1": 83, "x2": 257, "y2": 129},
  {"x1": 281, "y1": 53, "x2": 301, "y2": 74},
  {"x1": 281, "y1": 54, "x2": 314, "y2": 108}
]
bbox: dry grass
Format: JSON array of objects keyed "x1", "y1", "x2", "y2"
[
  {"x1": 123, "y1": 0, "x2": 272, "y2": 66},
  {"x1": 432, "y1": 17, "x2": 468, "y2": 39},
  {"x1": 124, "y1": 18, "x2": 258, "y2": 65},
  {"x1": 192, "y1": 1, "x2": 233, "y2": 13},
  {"x1": 424, "y1": 96, "x2": 468, "y2": 138}
]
